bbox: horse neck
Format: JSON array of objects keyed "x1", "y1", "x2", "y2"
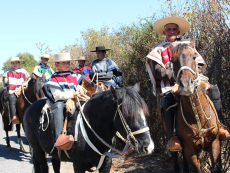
[
  {"x1": 24, "y1": 81, "x2": 37, "y2": 103},
  {"x1": 181, "y1": 86, "x2": 217, "y2": 127}
]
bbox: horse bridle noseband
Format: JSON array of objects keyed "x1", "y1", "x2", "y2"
[{"x1": 114, "y1": 103, "x2": 150, "y2": 153}]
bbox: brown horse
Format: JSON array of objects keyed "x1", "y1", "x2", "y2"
[
  {"x1": 170, "y1": 42, "x2": 221, "y2": 173},
  {"x1": 0, "y1": 74, "x2": 46, "y2": 151}
]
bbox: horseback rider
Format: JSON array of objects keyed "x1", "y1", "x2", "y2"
[
  {"x1": 32, "y1": 53, "x2": 54, "y2": 79},
  {"x1": 90, "y1": 46, "x2": 122, "y2": 88},
  {"x1": 73, "y1": 56, "x2": 91, "y2": 79},
  {"x1": 42, "y1": 53, "x2": 84, "y2": 150},
  {"x1": 2, "y1": 57, "x2": 30, "y2": 124},
  {"x1": 146, "y1": 16, "x2": 230, "y2": 152}
]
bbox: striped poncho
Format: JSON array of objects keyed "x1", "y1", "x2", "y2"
[
  {"x1": 43, "y1": 71, "x2": 83, "y2": 102},
  {"x1": 3, "y1": 68, "x2": 30, "y2": 94},
  {"x1": 73, "y1": 65, "x2": 91, "y2": 79}
]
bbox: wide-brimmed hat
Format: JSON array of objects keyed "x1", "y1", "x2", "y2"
[
  {"x1": 48, "y1": 53, "x2": 76, "y2": 63},
  {"x1": 90, "y1": 46, "x2": 111, "y2": 52},
  {"x1": 6, "y1": 57, "x2": 25, "y2": 63},
  {"x1": 40, "y1": 53, "x2": 50, "y2": 59},
  {"x1": 153, "y1": 16, "x2": 190, "y2": 35},
  {"x1": 76, "y1": 56, "x2": 88, "y2": 61}
]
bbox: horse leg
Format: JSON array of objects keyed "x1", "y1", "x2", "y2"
[
  {"x1": 182, "y1": 150, "x2": 189, "y2": 173},
  {"x1": 72, "y1": 160, "x2": 86, "y2": 173},
  {"x1": 32, "y1": 147, "x2": 49, "y2": 173},
  {"x1": 183, "y1": 145, "x2": 201, "y2": 173},
  {"x1": 172, "y1": 152, "x2": 180, "y2": 173},
  {"x1": 99, "y1": 156, "x2": 112, "y2": 173},
  {"x1": 5, "y1": 130, "x2": 11, "y2": 150},
  {"x1": 16, "y1": 124, "x2": 25, "y2": 151},
  {"x1": 51, "y1": 157, "x2": 60, "y2": 173},
  {"x1": 209, "y1": 139, "x2": 221, "y2": 173}
]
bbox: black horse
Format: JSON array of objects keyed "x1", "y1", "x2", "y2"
[{"x1": 24, "y1": 83, "x2": 154, "y2": 173}]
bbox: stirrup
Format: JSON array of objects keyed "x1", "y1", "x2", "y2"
[
  {"x1": 11, "y1": 115, "x2": 20, "y2": 124},
  {"x1": 169, "y1": 136, "x2": 182, "y2": 152},
  {"x1": 219, "y1": 127, "x2": 230, "y2": 141},
  {"x1": 54, "y1": 134, "x2": 74, "y2": 150}
]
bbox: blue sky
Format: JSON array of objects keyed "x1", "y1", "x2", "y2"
[{"x1": 0, "y1": 0, "x2": 162, "y2": 73}]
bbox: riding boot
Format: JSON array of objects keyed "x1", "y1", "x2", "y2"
[
  {"x1": 209, "y1": 85, "x2": 230, "y2": 141},
  {"x1": 50, "y1": 102, "x2": 73, "y2": 150},
  {"x1": 7, "y1": 94, "x2": 20, "y2": 124},
  {"x1": 162, "y1": 92, "x2": 182, "y2": 152}
]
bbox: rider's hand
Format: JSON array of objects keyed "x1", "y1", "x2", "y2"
[{"x1": 74, "y1": 88, "x2": 84, "y2": 98}]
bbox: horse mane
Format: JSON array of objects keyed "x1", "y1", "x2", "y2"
[{"x1": 119, "y1": 86, "x2": 149, "y2": 120}]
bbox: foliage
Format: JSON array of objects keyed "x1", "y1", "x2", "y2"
[{"x1": 2, "y1": 52, "x2": 38, "y2": 74}]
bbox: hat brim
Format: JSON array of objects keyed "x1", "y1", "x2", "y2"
[
  {"x1": 90, "y1": 49, "x2": 111, "y2": 52},
  {"x1": 48, "y1": 59, "x2": 77, "y2": 63},
  {"x1": 76, "y1": 59, "x2": 88, "y2": 61},
  {"x1": 6, "y1": 60, "x2": 25, "y2": 64},
  {"x1": 153, "y1": 17, "x2": 190, "y2": 35}
]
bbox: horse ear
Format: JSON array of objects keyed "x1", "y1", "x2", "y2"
[
  {"x1": 110, "y1": 85, "x2": 116, "y2": 95},
  {"x1": 133, "y1": 83, "x2": 140, "y2": 93},
  {"x1": 189, "y1": 39, "x2": 196, "y2": 49},
  {"x1": 32, "y1": 74, "x2": 37, "y2": 80}
]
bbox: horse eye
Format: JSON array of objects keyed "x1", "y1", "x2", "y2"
[{"x1": 193, "y1": 57, "x2": 197, "y2": 60}]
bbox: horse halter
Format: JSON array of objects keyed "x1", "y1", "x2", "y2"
[{"x1": 115, "y1": 103, "x2": 150, "y2": 153}]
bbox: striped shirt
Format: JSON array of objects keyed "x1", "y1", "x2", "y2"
[
  {"x1": 3, "y1": 68, "x2": 30, "y2": 94},
  {"x1": 43, "y1": 71, "x2": 82, "y2": 102}
]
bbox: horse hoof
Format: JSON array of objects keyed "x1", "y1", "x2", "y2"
[{"x1": 6, "y1": 146, "x2": 12, "y2": 151}]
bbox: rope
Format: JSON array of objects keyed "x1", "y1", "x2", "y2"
[{"x1": 22, "y1": 86, "x2": 32, "y2": 105}]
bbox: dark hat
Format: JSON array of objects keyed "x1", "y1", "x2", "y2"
[{"x1": 90, "y1": 46, "x2": 111, "y2": 52}]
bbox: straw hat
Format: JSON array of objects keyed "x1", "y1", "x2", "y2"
[
  {"x1": 90, "y1": 46, "x2": 111, "y2": 52},
  {"x1": 76, "y1": 56, "x2": 88, "y2": 61},
  {"x1": 48, "y1": 53, "x2": 76, "y2": 63},
  {"x1": 6, "y1": 57, "x2": 25, "y2": 63},
  {"x1": 153, "y1": 17, "x2": 190, "y2": 35},
  {"x1": 40, "y1": 53, "x2": 50, "y2": 59}
]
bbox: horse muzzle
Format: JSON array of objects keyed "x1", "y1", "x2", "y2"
[{"x1": 179, "y1": 78, "x2": 195, "y2": 96}]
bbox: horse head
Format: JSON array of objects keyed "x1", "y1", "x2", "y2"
[
  {"x1": 111, "y1": 83, "x2": 154, "y2": 155},
  {"x1": 170, "y1": 41, "x2": 200, "y2": 96},
  {"x1": 31, "y1": 74, "x2": 46, "y2": 99}
]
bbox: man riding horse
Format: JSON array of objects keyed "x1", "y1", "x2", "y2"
[
  {"x1": 146, "y1": 16, "x2": 230, "y2": 152},
  {"x1": 32, "y1": 53, "x2": 54, "y2": 79},
  {"x1": 73, "y1": 56, "x2": 91, "y2": 79},
  {"x1": 2, "y1": 57, "x2": 30, "y2": 124},
  {"x1": 90, "y1": 46, "x2": 122, "y2": 88}
]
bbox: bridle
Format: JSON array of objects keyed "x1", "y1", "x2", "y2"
[
  {"x1": 114, "y1": 103, "x2": 150, "y2": 152},
  {"x1": 173, "y1": 46, "x2": 200, "y2": 88}
]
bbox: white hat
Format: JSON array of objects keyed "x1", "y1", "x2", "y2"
[
  {"x1": 6, "y1": 57, "x2": 25, "y2": 63},
  {"x1": 40, "y1": 53, "x2": 50, "y2": 59},
  {"x1": 48, "y1": 53, "x2": 76, "y2": 63},
  {"x1": 153, "y1": 16, "x2": 191, "y2": 35},
  {"x1": 76, "y1": 56, "x2": 88, "y2": 61}
]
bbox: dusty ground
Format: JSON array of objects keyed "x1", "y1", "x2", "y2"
[{"x1": 109, "y1": 151, "x2": 175, "y2": 173}]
